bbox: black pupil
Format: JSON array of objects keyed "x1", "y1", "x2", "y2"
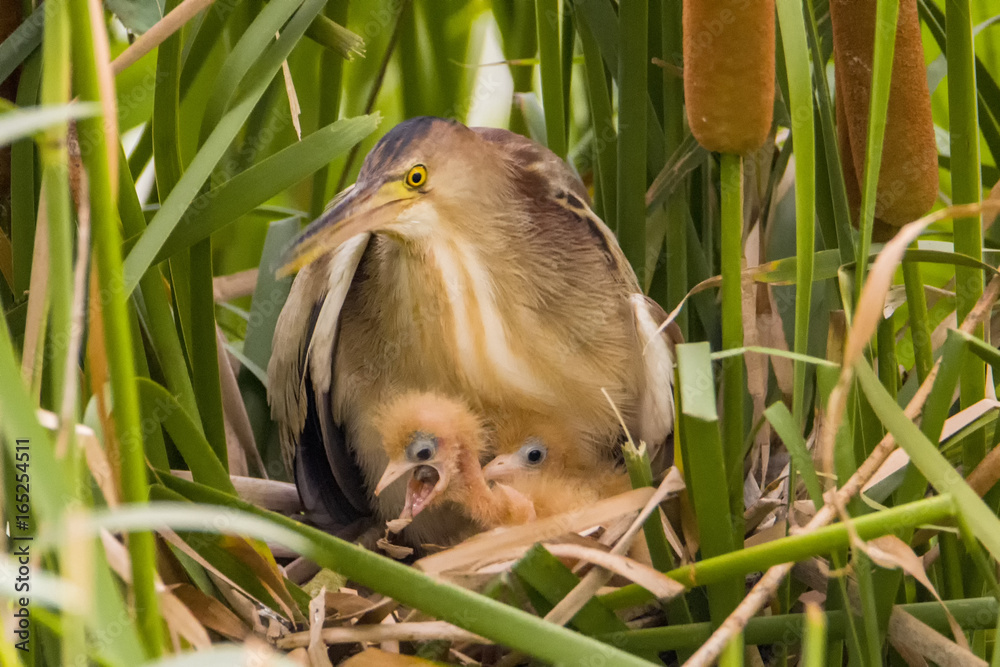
[
  {"x1": 416, "y1": 446, "x2": 431, "y2": 461},
  {"x1": 527, "y1": 449, "x2": 542, "y2": 463},
  {"x1": 411, "y1": 171, "x2": 422, "y2": 184}
]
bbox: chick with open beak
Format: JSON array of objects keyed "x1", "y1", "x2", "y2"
[{"x1": 373, "y1": 392, "x2": 535, "y2": 531}]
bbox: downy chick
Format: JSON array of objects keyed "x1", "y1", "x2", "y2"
[{"x1": 373, "y1": 392, "x2": 535, "y2": 530}]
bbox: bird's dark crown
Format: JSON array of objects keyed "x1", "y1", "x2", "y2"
[{"x1": 360, "y1": 116, "x2": 463, "y2": 180}]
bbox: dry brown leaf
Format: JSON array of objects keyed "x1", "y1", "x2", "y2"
[
  {"x1": 377, "y1": 537, "x2": 414, "y2": 560},
  {"x1": 307, "y1": 587, "x2": 333, "y2": 667},
  {"x1": 677, "y1": 487, "x2": 700, "y2": 560},
  {"x1": 37, "y1": 410, "x2": 118, "y2": 506},
  {"x1": 99, "y1": 530, "x2": 130, "y2": 583},
  {"x1": 986, "y1": 178, "x2": 1000, "y2": 231},
  {"x1": 216, "y1": 326, "x2": 257, "y2": 477},
  {"x1": 744, "y1": 496, "x2": 782, "y2": 535},
  {"x1": 287, "y1": 648, "x2": 310, "y2": 666},
  {"x1": 416, "y1": 487, "x2": 655, "y2": 575},
  {"x1": 379, "y1": 613, "x2": 400, "y2": 655},
  {"x1": 319, "y1": 591, "x2": 377, "y2": 621},
  {"x1": 169, "y1": 583, "x2": 250, "y2": 641},
  {"x1": 845, "y1": 201, "x2": 1000, "y2": 368},
  {"x1": 744, "y1": 521, "x2": 787, "y2": 549},
  {"x1": 864, "y1": 399, "x2": 999, "y2": 498},
  {"x1": 219, "y1": 535, "x2": 300, "y2": 621},
  {"x1": 967, "y1": 439, "x2": 1000, "y2": 498},
  {"x1": 940, "y1": 398, "x2": 999, "y2": 441},
  {"x1": 862, "y1": 448, "x2": 910, "y2": 496},
  {"x1": 385, "y1": 518, "x2": 412, "y2": 534},
  {"x1": 280, "y1": 51, "x2": 302, "y2": 140},
  {"x1": 543, "y1": 543, "x2": 684, "y2": 599},
  {"x1": 159, "y1": 589, "x2": 212, "y2": 650},
  {"x1": 159, "y1": 528, "x2": 271, "y2": 620},
  {"x1": 87, "y1": 267, "x2": 117, "y2": 492},
  {"x1": 888, "y1": 608, "x2": 985, "y2": 667},
  {"x1": 866, "y1": 535, "x2": 967, "y2": 649}
]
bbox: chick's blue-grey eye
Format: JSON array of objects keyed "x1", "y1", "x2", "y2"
[
  {"x1": 406, "y1": 433, "x2": 437, "y2": 462},
  {"x1": 520, "y1": 439, "x2": 547, "y2": 465}
]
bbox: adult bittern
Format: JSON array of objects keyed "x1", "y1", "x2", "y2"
[
  {"x1": 268, "y1": 116, "x2": 678, "y2": 546},
  {"x1": 373, "y1": 391, "x2": 535, "y2": 528}
]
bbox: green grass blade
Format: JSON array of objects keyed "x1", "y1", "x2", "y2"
[
  {"x1": 607, "y1": 494, "x2": 955, "y2": 607},
  {"x1": 676, "y1": 342, "x2": 742, "y2": 626},
  {"x1": 535, "y1": 0, "x2": 566, "y2": 158},
  {"x1": 902, "y1": 261, "x2": 934, "y2": 383},
  {"x1": 853, "y1": 0, "x2": 899, "y2": 300},
  {"x1": 152, "y1": 0, "x2": 184, "y2": 198},
  {"x1": 308, "y1": 0, "x2": 349, "y2": 218},
  {"x1": 947, "y1": 0, "x2": 987, "y2": 473},
  {"x1": 199, "y1": 0, "x2": 305, "y2": 144},
  {"x1": 137, "y1": 379, "x2": 235, "y2": 493},
  {"x1": 805, "y1": 0, "x2": 855, "y2": 263},
  {"x1": 764, "y1": 402, "x2": 823, "y2": 508},
  {"x1": 117, "y1": 144, "x2": 202, "y2": 427},
  {"x1": 599, "y1": 597, "x2": 998, "y2": 651},
  {"x1": 152, "y1": 114, "x2": 379, "y2": 262},
  {"x1": 10, "y1": 53, "x2": 41, "y2": 298},
  {"x1": 0, "y1": 5, "x2": 42, "y2": 83},
  {"x1": 0, "y1": 103, "x2": 100, "y2": 146},
  {"x1": 855, "y1": 361, "x2": 1000, "y2": 560},
  {"x1": 617, "y1": 0, "x2": 648, "y2": 285},
  {"x1": 122, "y1": 0, "x2": 330, "y2": 296},
  {"x1": 576, "y1": 13, "x2": 616, "y2": 229},
  {"x1": 69, "y1": 0, "x2": 162, "y2": 653},
  {"x1": 0, "y1": 316, "x2": 65, "y2": 522},
  {"x1": 801, "y1": 604, "x2": 828, "y2": 667},
  {"x1": 38, "y1": 0, "x2": 73, "y2": 413},
  {"x1": 719, "y1": 153, "x2": 745, "y2": 531},
  {"x1": 777, "y1": 0, "x2": 816, "y2": 426}
]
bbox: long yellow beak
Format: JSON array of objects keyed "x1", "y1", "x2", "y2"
[
  {"x1": 374, "y1": 460, "x2": 418, "y2": 496},
  {"x1": 277, "y1": 181, "x2": 412, "y2": 277}
]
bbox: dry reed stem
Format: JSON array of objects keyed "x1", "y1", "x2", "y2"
[
  {"x1": 277, "y1": 621, "x2": 485, "y2": 650},
  {"x1": 110, "y1": 0, "x2": 217, "y2": 75}
]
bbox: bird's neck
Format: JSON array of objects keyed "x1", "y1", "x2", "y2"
[{"x1": 452, "y1": 447, "x2": 534, "y2": 528}]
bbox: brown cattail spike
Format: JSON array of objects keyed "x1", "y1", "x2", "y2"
[
  {"x1": 683, "y1": 0, "x2": 776, "y2": 154},
  {"x1": 830, "y1": 0, "x2": 939, "y2": 227}
]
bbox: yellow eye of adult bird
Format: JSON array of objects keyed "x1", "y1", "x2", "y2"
[{"x1": 405, "y1": 164, "x2": 427, "y2": 188}]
